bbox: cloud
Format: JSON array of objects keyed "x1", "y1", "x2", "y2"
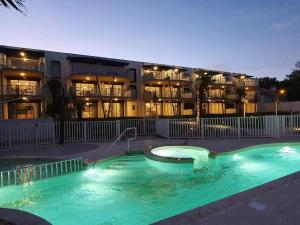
[{"x1": 270, "y1": 16, "x2": 300, "y2": 31}]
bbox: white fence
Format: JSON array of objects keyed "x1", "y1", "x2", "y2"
[
  {"x1": 0, "y1": 119, "x2": 156, "y2": 148},
  {"x1": 169, "y1": 115, "x2": 300, "y2": 139},
  {"x1": 0, "y1": 116, "x2": 300, "y2": 149}
]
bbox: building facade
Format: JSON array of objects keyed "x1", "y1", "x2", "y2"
[{"x1": 0, "y1": 45, "x2": 258, "y2": 120}]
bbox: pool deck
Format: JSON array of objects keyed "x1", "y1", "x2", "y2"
[
  {"x1": 0, "y1": 136, "x2": 300, "y2": 225},
  {"x1": 0, "y1": 136, "x2": 299, "y2": 162}
]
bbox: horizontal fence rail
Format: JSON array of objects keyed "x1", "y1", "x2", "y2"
[
  {"x1": 0, "y1": 116, "x2": 299, "y2": 149},
  {"x1": 0, "y1": 119, "x2": 156, "y2": 148},
  {"x1": 168, "y1": 115, "x2": 300, "y2": 139},
  {"x1": 0, "y1": 158, "x2": 83, "y2": 187}
]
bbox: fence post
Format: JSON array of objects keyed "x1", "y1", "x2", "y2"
[
  {"x1": 200, "y1": 118, "x2": 204, "y2": 139},
  {"x1": 83, "y1": 122, "x2": 87, "y2": 142},
  {"x1": 143, "y1": 118, "x2": 146, "y2": 135},
  {"x1": 167, "y1": 119, "x2": 170, "y2": 139},
  {"x1": 237, "y1": 117, "x2": 241, "y2": 139},
  {"x1": 116, "y1": 120, "x2": 120, "y2": 139}
]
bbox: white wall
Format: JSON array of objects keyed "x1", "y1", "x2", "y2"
[{"x1": 258, "y1": 101, "x2": 300, "y2": 113}]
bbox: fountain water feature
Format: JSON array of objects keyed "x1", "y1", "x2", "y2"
[{"x1": 148, "y1": 146, "x2": 209, "y2": 170}]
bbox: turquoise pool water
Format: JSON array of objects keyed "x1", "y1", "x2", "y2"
[{"x1": 1, "y1": 143, "x2": 300, "y2": 225}]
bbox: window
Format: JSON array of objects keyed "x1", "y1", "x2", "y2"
[
  {"x1": 9, "y1": 80, "x2": 38, "y2": 95},
  {"x1": 50, "y1": 60, "x2": 61, "y2": 78},
  {"x1": 129, "y1": 68, "x2": 137, "y2": 82}
]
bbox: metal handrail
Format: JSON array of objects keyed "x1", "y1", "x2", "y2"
[{"x1": 107, "y1": 127, "x2": 137, "y2": 154}]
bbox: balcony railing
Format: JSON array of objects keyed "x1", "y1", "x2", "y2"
[
  {"x1": 143, "y1": 90, "x2": 192, "y2": 99},
  {"x1": 208, "y1": 95, "x2": 225, "y2": 101},
  {"x1": 2, "y1": 85, "x2": 41, "y2": 96},
  {"x1": 236, "y1": 80, "x2": 257, "y2": 87},
  {"x1": 2, "y1": 58, "x2": 44, "y2": 72},
  {"x1": 143, "y1": 72, "x2": 190, "y2": 82},
  {"x1": 101, "y1": 88, "x2": 134, "y2": 98},
  {"x1": 226, "y1": 94, "x2": 238, "y2": 100},
  {"x1": 70, "y1": 66, "x2": 133, "y2": 78},
  {"x1": 74, "y1": 87, "x2": 135, "y2": 98},
  {"x1": 75, "y1": 88, "x2": 97, "y2": 97}
]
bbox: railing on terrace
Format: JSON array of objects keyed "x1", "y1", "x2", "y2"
[
  {"x1": 100, "y1": 88, "x2": 134, "y2": 98},
  {"x1": 0, "y1": 116, "x2": 299, "y2": 149},
  {"x1": 74, "y1": 87, "x2": 135, "y2": 98},
  {"x1": 0, "y1": 158, "x2": 83, "y2": 187},
  {"x1": 236, "y1": 80, "x2": 257, "y2": 88},
  {"x1": 3, "y1": 58, "x2": 44, "y2": 72},
  {"x1": 3, "y1": 85, "x2": 41, "y2": 96},
  {"x1": 143, "y1": 72, "x2": 190, "y2": 81},
  {"x1": 143, "y1": 90, "x2": 193, "y2": 99},
  {"x1": 227, "y1": 94, "x2": 238, "y2": 100}
]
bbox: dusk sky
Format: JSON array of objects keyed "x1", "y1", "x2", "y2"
[{"x1": 1, "y1": 0, "x2": 299, "y2": 79}]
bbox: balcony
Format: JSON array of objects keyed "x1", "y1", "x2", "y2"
[
  {"x1": 2, "y1": 85, "x2": 41, "y2": 96},
  {"x1": 208, "y1": 95, "x2": 225, "y2": 101},
  {"x1": 143, "y1": 71, "x2": 190, "y2": 82},
  {"x1": 100, "y1": 88, "x2": 135, "y2": 98},
  {"x1": 236, "y1": 80, "x2": 257, "y2": 88},
  {"x1": 73, "y1": 87, "x2": 135, "y2": 98},
  {"x1": 1, "y1": 58, "x2": 44, "y2": 72},
  {"x1": 226, "y1": 94, "x2": 238, "y2": 101},
  {"x1": 143, "y1": 90, "x2": 192, "y2": 100}
]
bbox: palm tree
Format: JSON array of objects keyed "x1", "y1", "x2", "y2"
[
  {"x1": 74, "y1": 99, "x2": 86, "y2": 121},
  {"x1": 0, "y1": 0, "x2": 26, "y2": 13},
  {"x1": 235, "y1": 87, "x2": 246, "y2": 114},
  {"x1": 194, "y1": 71, "x2": 215, "y2": 118}
]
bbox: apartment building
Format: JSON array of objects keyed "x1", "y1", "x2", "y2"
[{"x1": 0, "y1": 45, "x2": 258, "y2": 119}]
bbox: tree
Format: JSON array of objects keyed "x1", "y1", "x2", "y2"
[
  {"x1": 258, "y1": 77, "x2": 279, "y2": 90},
  {"x1": 194, "y1": 72, "x2": 215, "y2": 118},
  {"x1": 0, "y1": 0, "x2": 26, "y2": 13},
  {"x1": 235, "y1": 87, "x2": 246, "y2": 114},
  {"x1": 282, "y1": 61, "x2": 300, "y2": 101},
  {"x1": 74, "y1": 99, "x2": 86, "y2": 121}
]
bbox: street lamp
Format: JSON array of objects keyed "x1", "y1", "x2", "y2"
[
  {"x1": 275, "y1": 88, "x2": 286, "y2": 116},
  {"x1": 241, "y1": 97, "x2": 248, "y2": 117}
]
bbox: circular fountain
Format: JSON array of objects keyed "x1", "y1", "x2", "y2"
[{"x1": 145, "y1": 146, "x2": 210, "y2": 170}]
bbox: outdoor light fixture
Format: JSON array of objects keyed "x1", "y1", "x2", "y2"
[
  {"x1": 23, "y1": 58, "x2": 28, "y2": 61},
  {"x1": 85, "y1": 98, "x2": 89, "y2": 101},
  {"x1": 279, "y1": 89, "x2": 286, "y2": 95},
  {"x1": 114, "y1": 98, "x2": 118, "y2": 101},
  {"x1": 114, "y1": 78, "x2": 117, "y2": 82},
  {"x1": 174, "y1": 68, "x2": 179, "y2": 72},
  {"x1": 20, "y1": 52, "x2": 25, "y2": 57},
  {"x1": 176, "y1": 83, "x2": 180, "y2": 86},
  {"x1": 20, "y1": 72, "x2": 26, "y2": 76},
  {"x1": 158, "y1": 81, "x2": 161, "y2": 84},
  {"x1": 153, "y1": 66, "x2": 158, "y2": 70},
  {"x1": 195, "y1": 74, "x2": 199, "y2": 78},
  {"x1": 204, "y1": 72, "x2": 208, "y2": 75},
  {"x1": 22, "y1": 97, "x2": 28, "y2": 100},
  {"x1": 245, "y1": 87, "x2": 249, "y2": 90},
  {"x1": 240, "y1": 75, "x2": 245, "y2": 79},
  {"x1": 86, "y1": 77, "x2": 90, "y2": 81}
]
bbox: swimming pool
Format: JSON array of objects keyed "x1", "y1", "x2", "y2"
[{"x1": 1, "y1": 143, "x2": 300, "y2": 225}]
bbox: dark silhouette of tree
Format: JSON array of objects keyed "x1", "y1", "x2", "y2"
[
  {"x1": 235, "y1": 87, "x2": 246, "y2": 114},
  {"x1": 0, "y1": 0, "x2": 26, "y2": 13},
  {"x1": 194, "y1": 72, "x2": 215, "y2": 117},
  {"x1": 282, "y1": 61, "x2": 300, "y2": 101},
  {"x1": 258, "y1": 77, "x2": 280, "y2": 90}
]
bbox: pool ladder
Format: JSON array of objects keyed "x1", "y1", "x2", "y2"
[{"x1": 108, "y1": 127, "x2": 137, "y2": 154}]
